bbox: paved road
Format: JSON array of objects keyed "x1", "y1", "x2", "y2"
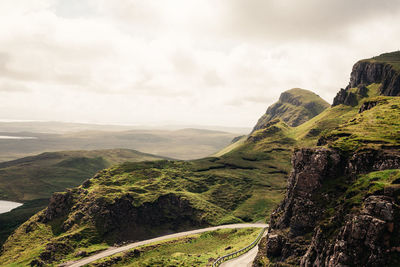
[
  {"x1": 62, "y1": 223, "x2": 268, "y2": 267},
  {"x1": 220, "y1": 229, "x2": 268, "y2": 267}
]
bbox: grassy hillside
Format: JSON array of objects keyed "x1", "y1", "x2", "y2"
[
  {"x1": 366, "y1": 51, "x2": 400, "y2": 71},
  {"x1": 90, "y1": 228, "x2": 260, "y2": 267},
  {"x1": 0, "y1": 149, "x2": 166, "y2": 203},
  {"x1": 0, "y1": 149, "x2": 165, "y2": 248}
]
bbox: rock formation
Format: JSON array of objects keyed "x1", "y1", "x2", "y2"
[{"x1": 253, "y1": 88, "x2": 329, "y2": 131}]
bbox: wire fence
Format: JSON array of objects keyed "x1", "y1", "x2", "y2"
[{"x1": 212, "y1": 227, "x2": 267, "y2": 267}]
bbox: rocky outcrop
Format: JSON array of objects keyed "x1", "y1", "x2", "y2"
[
  {"x1": 349, "y1": 61, "x2": 400, "y2": 96},
  {"x1": 88, "y1": 193, "x2": 206, "y2": 242},
  {"x1": 332, "y1": 85, "x2": 367, "y2": 106},
  {"x1": 359, "y1": 100, "x2": 378, "y2": 113},
  {"x1": 333, "y1": 58, "x2": 400, "y2": 106},
  {"x1": 40, "y1": 192, "x2": 207, "y2": 244},
  {"x1": 40, "y1": 191, "x2": 75, "y2": 223},
  {"x1": 28, "y1": 191, "x2": 208, "y2": 265},
  {"x1": 301, "y1": 195, "x2": 399, "y2": 267},
  {"x1": 270, "y1": 148, "x2": 342, "y2": 236},
  {"x1": 254, "y1": 147, "x2": 400, "y2": 266},
  {"x1": 252, "y1": 88, "x2": 329, "y2": 131}
]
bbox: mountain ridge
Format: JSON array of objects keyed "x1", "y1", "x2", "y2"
[{"x1": 253, "y1": 88, "x2": 329, "y2": 132}]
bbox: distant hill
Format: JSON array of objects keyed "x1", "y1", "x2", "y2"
[
  {"x1": 252, "y1": 88, "x2": 329, "y2": 132},
  {"x1": 0, "y1": 128, "x2": 238, "y2": 162},
  {"x1": 0, "y1": 121, "x2": 251, "y2": 135}
]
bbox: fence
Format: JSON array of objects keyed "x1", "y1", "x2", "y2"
[{"x1": 212, "y1": 227, "x2": 267, "y2": 267}]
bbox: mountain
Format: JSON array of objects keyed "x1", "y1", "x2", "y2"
[
  {"x1": 253, "y1": 51, "x2": 400, "y2": 266},
  {"x1": 0, "y1": 149, "x2": 165, "y2": 248},
  {"x1": 252, "y1": 88, "x2": 330, "y2": 132}
]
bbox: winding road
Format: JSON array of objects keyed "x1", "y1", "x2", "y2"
[
  {"x1": 62, "y1": 223, "x2": 268, "y2": 267},
  {"x1": 220, "y1": 229, "x2": 268, "y2": 267}
]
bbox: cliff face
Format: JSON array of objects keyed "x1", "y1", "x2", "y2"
[
  {"x1": 253, "y1": 88, "x2": 329, "y2": 131},
  {"x1": 333, "y1": 52, "x2": 400, "y2": 106},
  {"x1": 254, "y1": 147, "x2": 400, "y2": 266}
]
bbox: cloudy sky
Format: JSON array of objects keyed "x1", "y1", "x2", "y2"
[{"x1": 1, "y1": 0, "x2": 400, "y2": 127}]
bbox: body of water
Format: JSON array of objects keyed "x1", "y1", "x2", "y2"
[
  {"x1": 0, "y1": 200, "x2": 23, "y2": 214},
  {"x1": 0, "y1": 135, "x2": 37, "y2": 139}
]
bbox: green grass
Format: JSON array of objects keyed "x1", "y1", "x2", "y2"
[
  {"x1": 0, "y1": 149, "x2": 165, "y2": 203},
  {"x1": 0, "y1": 149, "x2": 165, "y2": 249},
  {"x1": 0, "y1": 199, "x2": 48, "y2": 246},
  {"x1": 89, "y1": 228, "x2": 260, "y2": 267},
  {"x1": 344, "y1": 169, "x2": 400, "y2": 205},
  {"x1": 324, "y1": 96, "x2": 400, "y2": 152},
  {"x1": 365, "y1": 51, "x2": 400, "y2": 71},
  {"x1": 213, "y1": 135, "x2": 247, "y2": 157}
]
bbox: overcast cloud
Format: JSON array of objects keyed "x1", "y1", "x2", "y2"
[{"x1": 1, "y1": 0, "x2": 400, "y2": 127}]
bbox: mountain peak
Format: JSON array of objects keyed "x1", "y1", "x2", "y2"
[
  {"x1": 333, "y1": 51, "x2": 400, "y2": 106},
  {"x1": 252, "y1": 88, "x2": 329, "y2": 131}
]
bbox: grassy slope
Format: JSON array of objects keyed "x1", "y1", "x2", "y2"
[
  {"x1": 90, "y1": 228, "x2": 260, "y2": 267},
  {"x1": 0, "y1": 149, "x2": 165, "y2": 248},
  {"x1": 0, "y1": 149, "x2": 166, "y2": 202},
  {"x1": 326, "y1": 96, "x2": 400, "y2": 151},
  {"x1": 364, "y1": 51, "x2": 400, "y2": 71}
]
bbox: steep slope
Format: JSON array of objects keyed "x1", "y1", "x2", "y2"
[
  {"x1": 254, "y1": 52, "x2": 400, "y2": 266},
  {"x1": 0, "y1": 149, "x2": 165, "y2": 248},
  {"x1": 253, "y1": 88, "x2": 329, "y2": 131}
]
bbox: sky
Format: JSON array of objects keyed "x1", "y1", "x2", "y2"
[{"x1": 1, "y1": 0, "x2": 400, "y2": 127}]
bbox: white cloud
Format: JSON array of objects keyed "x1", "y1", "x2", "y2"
[{"x1": 0, "y1": 0, "x2": 400, "y2": 127}]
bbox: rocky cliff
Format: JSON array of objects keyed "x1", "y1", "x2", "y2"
[
  {"x1": 254, "y1": 146, "x2": 400, "y2": 266},
  {"x1": 254, "y1": 52, "x2": 400, "y2": 267},
  {"x1": 253, "y1": 88, "x2": 329, "y2": 131},
  {"x1": 333, "y1": 51, "x2": 400, "y2": 106}
]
